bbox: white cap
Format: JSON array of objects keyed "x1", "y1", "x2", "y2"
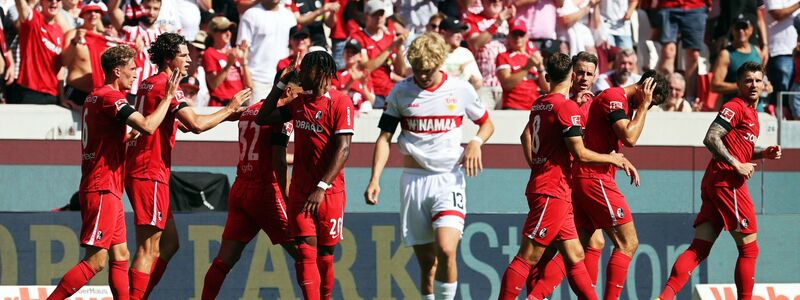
[{"x1": 364, "y1": 0, "x2": 389, "y2": 15}]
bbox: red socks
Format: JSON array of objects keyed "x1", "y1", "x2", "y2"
[
  {"x1": 584, "y1": 247, "x2": 602, "y2": 284},
  {"x1": 109, "y1": 260, "x2": 129, "y2": 300},
  {"x1": 527, "y1": 254, "x2": 566, "y2": 299},
  {"x1": 317, "y1": 255, "x2": 335, "y2": 300},
  {"x1": 566, "y1": 261, "x2": 598, "y2": 300},
  {"x1": 603, "y1": 251, "x2": 631, "y2": 300},
  {"x1": 47, "y1": 260, "x2": 97, "y2": 300},
  {"x1": 202, "y1": 258, "x2": 232, "y2": 300},
  {"x1": 660, "y1": 239, "x2": 713, "y2": 300},
  {"x1": 295, "y1": 244, "x2": 321, "y2": 300},
  {"x1": 144, "y1": 257, "x2": 168, "y2": 299},
  {"x1": 735, "y1": 242, "x2": 759, "y2": 300},
  {"x1": 129, "y1": 268, "x2": 150, "y2": 300},
  {"x1": 499, "y1": 255, "x2": 532, "y2": 300}
]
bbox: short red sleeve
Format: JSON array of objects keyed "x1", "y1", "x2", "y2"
[
  {"x1": 170, "y1": 89, "x2": 188, "y2": 113},
  {"x1": 495, "y1": 52, "x2": 511, "y2": 69},
  {"x1": 557, "y1": 100, "x2": 583, "y2": 131},
  {"x1": 202, "y1": 49, "x2": 221, "y2": 73},
  {"x1": 102, "y1": 91, "x2": 132, "y2": 119},
  {"x1": 718, "y1": 100, "x2": 741, "y2": 128},
  {"x1": 332, "y1": 94, "x2": 355, "y2": 135},
  {"x1": 600, "y1": 87, "x2": 629, "y2": 116},
  {"x1": 464, "y1": 14, "x2": 481, "y2": 36}
]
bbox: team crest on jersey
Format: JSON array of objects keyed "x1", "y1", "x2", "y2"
[
  {"x1": 616, "y1": 208, "x2": 624, "y2": 219},
  {"x1": 158, "y1": 211, "x2": 163, "y2": 221},
  {"x1": 446, "y1": 96, "x2": 458, "y2": 111},
  {"x1": 315, "y1": 111, "x2": 323, "y2": 120},
  {"x1": 720, "y1": 108, "x2": 735, "y2": 122},
  {"x1": 96, "y1": 231, "x2": 103, "y2": 241},
  {"x1": 571, "y1": 115, "x2": 581, "y2": 126},
  {"x1": 538, "y1": 228, "x2": 548, "y2": 238},
  {"x1": 610, "y1": 101, "x2": 624, "y2": 110},
  {"x1": 741, "y1": 218, "x2": 749, "y2": 228}
]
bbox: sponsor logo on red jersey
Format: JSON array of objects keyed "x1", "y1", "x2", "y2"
[
  {"x1": 610, "y1": 101, "x2": 624, "y2": 110},
  {"x1": 721, "y1": 107, "x2": 735, "y2": 122}
]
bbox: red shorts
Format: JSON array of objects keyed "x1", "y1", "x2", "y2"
[
  {"x1": 572, "y1": 177, "x2": 633, "y2": 230},
  {"x1": 125, "y1": 178, "x2": 172, "y2": 230},
  {"x1": 222, "y1": 181, "x2": 291, "y2": 244},
  {"x1": 523, "y1": 194, "x2": 578, "y2": 246},
  {"x1": 79, "y1": 191, "x2": 126, "y2": 249},
  {"x1": 695, "y1": 184, "x2": 757, "y2": 234},
  {"x1": 288, "y1": 190, "x2": 346, "y2": 246}
]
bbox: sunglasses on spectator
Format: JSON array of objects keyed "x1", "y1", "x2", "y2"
[{"x1": 428, "y1": 24, "x2": 440, "y2": 29}]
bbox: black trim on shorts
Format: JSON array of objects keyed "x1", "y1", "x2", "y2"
[
  {"x1": 116, "y1": 105, "x2": 137, "y2": 123},
  {"x1": 271, "y1": 132, "x2": 290, "y2": 147},
  {"x1": 562, "y1": 125, "x2": 582, "y2": 137},
  {"x1": 378, "y1": 113, "x2": 400, "y2": 133},
  {"x1": 713, "y1": 116, "x2": 733, "y2": 131},
  {"x1": 608, "y1": 110, "x2": 629, "y2": 123}
]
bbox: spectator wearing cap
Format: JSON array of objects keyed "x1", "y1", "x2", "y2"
[
  {"x1": 765, "y1": 0, "x2": 800, "y2": 116},
  {"x1": 439, "y1": 17, "x2": 482, "y2": 90},
  {"x1": 287, "y1": 0, "x2": 341, "y2": 48},
  {"x1": 237, "y1": 0, "x2": 296, "y2": 104},
  {"x1": 7, "y1": 0, "x2": 64, "y2": 105},
  {"x1": 204, "y1": 16, "x2": 252, "y2": 107},
  {"x1": 556, "y1": 0, "x2": 600, "y2": 56},
  {"x1": 651, "y1": 72, "x2": 693, "y2": 112},
  {"x1": 708, "y1": 1, "x2": 768, "y2": 64},
  {"x1": 333, "y1": 39, "x2": 375, "y2": 112},
  {"x1": 425, "y1": 13, "x2": 447, "y2": 34},
  {"x1": 349, "y1": 0, "x2": 407, "y2": 108},
  {"x1": 188, "y1": 30, "x2": 211, "y2": 107},
  {"x1": 180, "y1": 75, "x2": 202, "y2": 106},
  {"x1": 711, "y1": 16, "x2": 764, "y2": 103},
  {"x1": 61, "y1": 2, "x2": 117, "y2": 107},
  {"x1": 463, "y1": 0, "x2": 515, "y2": 110},
  {"x1": 655, "y1": 0, "x2": 710, "y2": 100},
  {"x1": 109, "y1": 0, "x2": 167, "y2": 101},
  {"x1": 496, "y1": 19, "x2": 547, "y2": 110},
  {"x1": 592, "y1": 48, "x2": 641, "y2": 93},
  {"x1": 276, "y1": 25, "x2": 312, "y2": 71}
]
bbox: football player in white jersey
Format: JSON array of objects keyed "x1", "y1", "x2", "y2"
[{"x1": 364, "y1": 33, "x2": 495, "y2": 300}]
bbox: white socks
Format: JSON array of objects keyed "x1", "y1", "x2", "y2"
[
  {"x1": 422, "y1": 294, "x2": 435, "y2": 300},
  {"x1": 433, "y1": 281, "x2": 457, "y2": 300}
]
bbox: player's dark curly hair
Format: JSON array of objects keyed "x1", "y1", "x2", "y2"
[
  {"x1": 299, "y1": 50, "x2": 338, "y2": 91},
  {"x1": 101, "y1": 45, "x2": 136, "y2": 75},
  {"x1": 545, "y1": 53, "x2": 573, "y2": 84},
  {"x1": 637, "y1": 70, "x2": 669, "y2": 106},
  {"x1": 149, "y1": 33, "x2": 187, "y2": 69},
  {"x1": 736, "y1": 61, "x2": 764, "y2": 82}
]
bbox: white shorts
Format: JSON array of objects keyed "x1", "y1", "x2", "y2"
[{"x1": 400, "y1": 168, "x2": 467, "y2": 246}]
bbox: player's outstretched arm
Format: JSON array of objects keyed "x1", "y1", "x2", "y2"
[
  {"x1": 703, "y1": 122, "x2": 756, "y2": 179},
  {"x1": 126, "y1": 70, "x2": 183, "y2": 135},
  {"x1": 305, "y1": 134, "x2": 353, "y2": 217},
  {"x1": 365, "y1": 131, "x2": 394, "y2": 205},
  {"x1": 463, "y1": 117, "x2": 495, "y2": 177},
  {"x1": 177, "y1": 88, "x2": 251, "y2": 134},
  {"x1": 612, "y1": 77, "x2": 656, "y2": 147},
  {"x1": 565, "y1": 136, "x2": 638, "y2": 185},
  {"x1": 753, "y1": 145, "x2": 782, "y2": 160}
]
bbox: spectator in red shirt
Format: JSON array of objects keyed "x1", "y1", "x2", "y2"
[
  {"x1": 203, "y1": 16, "x2": 252, "y2": 106},
  {"x1": 496, "y1": 19, "x2": 547, "y2": 110},
  {"x1": 8, "y1": 0, "x2": 64, "y2": 105},
  {"x1": 655, "y1": 0, "x2": 710, "y2": 100},
  {"x1": 328, "y1": 0, "x2": 350, "y2": 69},
  {"x1": 349, "y1": 0, "x2": 408, "y2": 109},
  {"x1": 276, "y1": 25, "x2": 312, "y2": 72},
  {"x1": 464, "y1": 0, "x2": 516, "y2": 110},
  {"x1": 333, "y1": 39, "x2": 375, "y2": 112}
]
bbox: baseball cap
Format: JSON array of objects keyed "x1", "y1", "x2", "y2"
[
  {"x1": 364, "y1": 0, "x2": 387, "y2": 15},
  {"x1": 190, "y1": 31, "x2": 208, "y2": 50},
  {"x1": 344, "y1": 39, "x2": 362, "y2": 52},
  {"x1": 439, "y1": 18, "x2": 469, "y2": 33},
  {"x1": 179, "y1": 76, "x2": 200, "y2": 94},
  {"x1": 209, "y1": 16, "x2": 236, "y2": 32},
  {"x1": 290, "y1": 25, "x2": 311, "y2": 39},
  {"x1": 510, "y1": 19, "x2": 527, "y2": 34},
  {"x1": 734, "y1": 14, "x2": 752, "y2": 29},
  {"x1": 80, "y1": 2, "x2": 107, "y2": 16}
]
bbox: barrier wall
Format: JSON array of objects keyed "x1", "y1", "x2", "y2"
[{"x1": 1, "y1": 212, "x2": 798, "y2": 300}]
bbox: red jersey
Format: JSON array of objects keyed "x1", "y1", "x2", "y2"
[
  {"x1": 280, "y1": 89, "x2": 355, "y2": 195},
  {"x1": 332, "y1": 69, "x2": 373, "y2": 110},
  {"x1": 574, "y1": 87, "x2": 630, "y2": 178},
  {"x1": 276, "y1": 55, "x2": 297, "y2": 72},
  {"x1": 350, "y1": 27, "x2": 396, "y2": 97},
  {"x1": 702, "y1": 97, "x2": 760, "y2": 188},
  {"x1": 122, "y1": 23, "x2": 165, "y2": 95},
  {"x1": 658, "y1": 0, "x2": 709, "y2": 9},
  {"x1": 18, "y1": 10, "x2": 64, "y2": 96},
  {"x1": 525, "y1": 93, "x2": 584, "y2": 199},
  {"x1": 330, "y1": 0, "x2": 349, "y2": 39},
  {"x1": 126, "y1": 72, "x2": 188, "y2": 183},
  {"x1": 85, "y1": 32, "x2": 132, "y2": 89},
  {"x1": 236, "y1": 102, "x2": 294, "y2": 183},
  {"x1": 80, "y1": 86, "x2": 136, "y2": 198},
  {"x1": 496, "y1": 51, "x2": 540, "y2": 110},
  {"x1": 203, "y1": 47, "x2": 245, "y2": 105},
  {"x1": 464, "y1": 13, "x2": 499, "y2": 37}
]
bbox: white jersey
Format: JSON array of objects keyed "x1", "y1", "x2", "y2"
[{"x1": 383, "y1": 72, "x2": 489, "y2": 173}]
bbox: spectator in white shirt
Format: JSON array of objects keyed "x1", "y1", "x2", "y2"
[
  {"x1": 439, "y1": 17, "x2": 482, "y2": 90},
  {"x1": 593, "y1": 48, "x2": 641, "y2": 93},
  {"x1": 764, "y1": 0, "x2": 800, "y2": 115}
]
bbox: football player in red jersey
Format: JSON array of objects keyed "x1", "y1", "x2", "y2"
[
  {"x1": 498, "y1": 52, "x2": 637, "y2": 300},
  {"x1": 47, "y1": 45, "x2": 180, "y2": 300},
  {"x1": 125, "y1": 33, "x2": 251, "y2": 300},
  {"x1": 256, "y1": 50, "x2": 354, "y2": 300},
  {"x1": 657, "y1": 62, "x2": 781, "y2": 300}
]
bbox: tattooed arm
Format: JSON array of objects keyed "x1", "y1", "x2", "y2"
[{"x1": 703, "y1": 122, "x2": 757, "y2": 179}]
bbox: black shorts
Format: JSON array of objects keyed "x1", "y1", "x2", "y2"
[
  {"x1": 6, "y1": 84, "x2": 57, "y2": 105},
  {"x1": 65, "y1": 85, "x2": 90, "y2": 106}
]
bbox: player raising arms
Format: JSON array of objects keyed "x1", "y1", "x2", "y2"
[
  {"x1": 201, "y1": 99, "x2": 298, "y2": 298},
  {"x1": 498, "y1": 53, "x2": 637, "y2": 300},
  {"x1": 364, "y1": 33, "x2": 495, "y2": 300},
  {"x1": 657, "y1": 62, "x2": 781, "y2": 300},
  {"x1": 47, "y1": 45, "x2": 179, "y2": 300},
  {"x1": 256, "y1": 50, "x2": 354, "y2": 300},
  {"x1": 125, "y1": 33, "x2": 251, "y2": 299}
]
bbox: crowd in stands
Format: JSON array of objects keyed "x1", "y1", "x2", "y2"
[{"x1": 0, "y1": 0, "x2": 799, "y2": 118}]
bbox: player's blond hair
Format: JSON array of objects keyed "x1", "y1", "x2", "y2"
[{"x1": 407, "y1": 33, "x2": 448, "y2": 72}]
